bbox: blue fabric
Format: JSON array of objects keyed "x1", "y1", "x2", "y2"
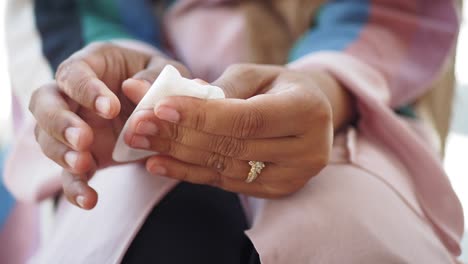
[
  {"x1": 289, "y1": 0, "x2": 370, "y2": 61},
  {"x1": 34, "y1": 0, "x2": 84, "y2": 72},
  {"x1": 116, "y1": 0, "x2": 162, "y2": 48},
  {"x1": 0, "y1": 147, "x2": 15, "y2": 228},
  {"x1": 288, "y1": 0, "x2": 416, "y2": 118}
]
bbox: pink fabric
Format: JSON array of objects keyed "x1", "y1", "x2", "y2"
[
  {"x1": 246, "y1": 129, "x2": 460, "y2": 263},
  {"x1": 289, "y1": 52, "x2": 464, "y2": 254},
  {"x1": 29, "y1": 165, "x2": 178, "y2": 263},
  {"x1": 165, "y1": 1, "x2": 249, "y2": 81},
  {"x1": 345, "y1": 0, "x2": 459, "y2": 107},
  {"x1": 3, "y1": 0, "x2": 464, "y2": 262},
  {"x1": 4, "y1": 118, "x2": 62, "y2": 202},
  {"x1": 14, "y1": 128, "x2": 461, "y2": 263},
  {"x1": 0, "y1": 202, "x2": 40, "y2": 264}
]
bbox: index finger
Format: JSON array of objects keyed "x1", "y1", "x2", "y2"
[
  {"x1": 154, "y1": 88, "x2": 316, "y2": 139},
  {"x1": 56, "y1": 55, "x2": 120, "y2": 119},
  {"x1": 29, "y1": 82, "x2": 94, "y2": 151},
  {"x1": 155, "y1": 64, "x2": 327, "y2": 138}
]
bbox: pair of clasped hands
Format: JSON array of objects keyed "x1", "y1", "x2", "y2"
[{"x1": 30, "y1": 42, "x2": 353, "y2": 209}]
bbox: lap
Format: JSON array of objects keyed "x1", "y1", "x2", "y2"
[
  {"x1": 123, "y1": 131, "x2": 456, "y2": 264},
  {"x1": 122, "y1": 182, "x2": 260, "y2": 264}
]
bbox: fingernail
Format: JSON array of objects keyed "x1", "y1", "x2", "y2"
[
  {"x1": 64, "y1": 151, "x2": 78, "y2": 168},
  {"x1": 132, "y1": 78, "x2": 152, "y2": 86},
  {"x1": 155, "y1": 106, "x2": 180, "y2": 123},
  {"x1": 150, "y1": 165, "x2": 167, "y2": 176},
  {"x1": 76, "y1": 195, "x2": 86, "y2": 208},
  {"x1": 65, "y1": 127, "x2": 81, "y2": 148},
  {"x1": 95, "y1": 96, "x2": 111, "y2": 116},
  {"x1": 136, "y1": 121, "x2": 158, "y2": 136},
  {"x1": 123, "y1": 79, "x2": 151, "y2": 90},
  {"x1": 131, "y1": 136, "x2": 150, "y2": 149}
]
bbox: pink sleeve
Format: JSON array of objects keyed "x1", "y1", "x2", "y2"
[
  {"x1": 288, "y1": 0, "x2": 463, "y2": 256},
  {"x1": 289, "y1": 0, "x2": 460, "y2": 107}
]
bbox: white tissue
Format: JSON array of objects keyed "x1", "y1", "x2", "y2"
[{"x1": 112, "y1": 65, "x2": 225, "y2": 162}]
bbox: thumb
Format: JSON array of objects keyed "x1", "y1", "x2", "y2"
[
  {"x1": 122, "y1": 79, "x2": 151, "y2": 105},
  {"x1": 212, "y1": 64, "x2": 282, "y2": 99}
]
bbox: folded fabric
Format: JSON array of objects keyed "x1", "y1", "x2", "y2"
[{"x1": 112, "y1": 65, "x2": 225, "y2": 162}]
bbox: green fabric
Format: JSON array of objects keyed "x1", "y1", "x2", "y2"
[
  {"x1": 77, "y1": 0, "x2": 133, "y2": 44},
  {"x1": 395, "y1": 105, "x2": 418, "y2": 119},
  {"x1": 165, "y1": 0, "x2": 178, "y2": 8}
]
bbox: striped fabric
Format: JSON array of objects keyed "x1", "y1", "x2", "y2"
[
  {"x1": 290, "y1": 0, "x2": 371, "y2": 58},
  {"x1": 32, "y1": 0, "x2": 456, "y2": 118},
  {"x1": 290, "y1": 0, "x2": 459, "y2": 113},
  {"x1": 28, "y1": 0, "x2": 460, "y2": 111},
  {"x1": 34, "y1": 0, "x2": 164, "y2": 71}
]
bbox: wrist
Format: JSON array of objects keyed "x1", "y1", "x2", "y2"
[{"x1": 310, "y1": 70, "x2": 357, "y2": 132}]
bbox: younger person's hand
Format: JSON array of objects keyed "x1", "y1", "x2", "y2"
[
  {"x1": 124, "y1": 64, "x2": 355, "y2": 198},
  {"x1": 29, "y1": 42, "x2": 190, "y2": 209}
]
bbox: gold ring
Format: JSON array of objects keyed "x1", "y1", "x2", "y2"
[{"x1": 246, "y1": 161, "x2": 265, "y2": 183}]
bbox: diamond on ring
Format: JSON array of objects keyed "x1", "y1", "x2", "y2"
[{"x1": 246, "y1": 161, "x2": 265, "y2": 183}]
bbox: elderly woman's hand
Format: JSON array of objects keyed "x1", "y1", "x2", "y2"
[
  {"x1": 29, "y1": 42, "x2": 190, "y2": 209},
  {"x1": 125, "y1": 64, "x2": 355, "y2": 198}
]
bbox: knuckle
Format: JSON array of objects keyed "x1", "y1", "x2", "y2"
[
  {"x1": 232, "y1": 108, "x2": 265, "y2": 138},
  {"x1": 46, "y1": 146, "x2": 64, "y2": 163},
  {"x1": 72, "y1": 76, "x2": 97, "y2": 106},
  {"x1": 158, "y1": 140, "x2": 173, "y2": 155},
  {"x1": 57, "y1": 60, "x2": 97, "y2": 105},
  {"x1": 168, "y1": 124, "x2": 182, "y2": 142},
  {"x1": 42, "y1": 109, "x2": 72, "y2": 141},
  {"x1": 211, "y1": 136, "x2": 247, "y2": 158},
  {"x1": 316, "y1": 152, "x2": 330, "y2": 167},
  {"x1": 167, "y1": 141, "x2": 180, "y2": 157},
  {"x1": 205, "y1": 152, "x2": 228, "y2": 172},
  {"x1": 87, "y1": 42, "x2": 110, "y2": 52},
  {"x1": 178, "y1": 166, "x2": 191, "y2": 183},
  {"x1": 302, "y1": 151, "x2": 329, "y2": 172},
  {"x1": 38, "y1": 134, "x2": 65, "y2": 163},
  {"x1": 45, "y1": 109, "x2": 62, "y2": 131},
  {"x1": 29, "y1": 84, "x2": 60, "y2": 117},
  {"x1": 315, "y1": 102, "x2": 332, "y2": 124},
  {"x1": 304, "y1": 93, "x2": 332, "y2": 124},
  {"x1": 314, "y1": 153, "x2": 330, "y2": 171},
  {"x1": 193, "y1": 109, "x2": 207, "y2": 131},
  {"x1": 29, "y1": 88, "x2": 42, "y2": 114},
  {"x1": 56, "y1": 58, "x2": 75, "y2": 84}
]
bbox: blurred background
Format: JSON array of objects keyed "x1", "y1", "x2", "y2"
[
  {"x1": 0, "y1": 0, "x2": 467, "y2": 261},
  {"x1": 0, "y1": 3, "x2": 12, "y2": 147}
]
